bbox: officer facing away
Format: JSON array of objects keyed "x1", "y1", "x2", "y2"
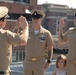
[
  {"x1": 58, "y1": 13, "x2": 76, "y2": 75},
  {"x1": 23, "y1": 9, "x2": 54, "y2": 75},
  {"x1": 0, "y1": 6, "x2": 29, "y2": 75}
]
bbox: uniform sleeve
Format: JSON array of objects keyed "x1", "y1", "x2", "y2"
[
  {"x1": 62, "y1": 30, "x2": 69, "y2": 42},
  {"x1": 6, "y1": 30, "x2": 21, "y2": 46},
  {"x1": 46, "y1": 31, "x2": 54, "y2": 46}
]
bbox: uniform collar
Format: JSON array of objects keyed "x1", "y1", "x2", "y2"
[{"x1": 30, "y1": 26, "x2": 44, "y2": 33}]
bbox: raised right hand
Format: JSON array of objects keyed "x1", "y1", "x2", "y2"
[
  {"x1": 18, "y1": 16, "x2": 28, "y2": 29},
  {"x1": 59, "y1": 18, "x2": 65, "y2": 30}
]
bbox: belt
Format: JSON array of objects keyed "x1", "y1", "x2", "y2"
[
  {"x1": 25, "y1": 56, "x2": 45, "y2": 61},
  {"x1": 0, "y1": 71, "x2": 6, "y2": 74},
  {"x1": 31, "y1": 58, "x2": 37, "y2": 61}
]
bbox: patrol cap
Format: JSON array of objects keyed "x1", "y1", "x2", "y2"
[
  {"x1": 31, "y1": 9, "x2": 45, "y2": 19},
  {"x1": 0, "y1": 6, "x2": 9, "y2": 20}
]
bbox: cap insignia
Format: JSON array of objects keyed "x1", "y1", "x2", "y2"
[{"x1": 33, "y1": 11, "x2": 37, "y2": 15}]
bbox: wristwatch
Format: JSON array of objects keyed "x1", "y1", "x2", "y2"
[{"x1": 47, "y1": 60, "x2": 51, "y2": 63}]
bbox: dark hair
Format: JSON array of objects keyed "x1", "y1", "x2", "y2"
[
  {"x1": 0, "y1": 14, "x2": 8, "y2": 21},
  {"x1": 0, "y1": 17, "x2": 6, "y2": 21},
  {"x1": 56, "y1": 55, "x2": 67, "y2": 68}
]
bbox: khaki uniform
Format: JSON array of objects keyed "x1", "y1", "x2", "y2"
[
  {"x1": 23, "y1": 26, "x2": 53, "y2": 75},
  {"x1": 0, "y1": 29, "x2": 20, "y2": 75},
  {"x1": 62, "y1": 27, "x2": 76, "y2": 75},
  {"x1": 0, "y1": 6, "x2": 28, "y2": 75}
]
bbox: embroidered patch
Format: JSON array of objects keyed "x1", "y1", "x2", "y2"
[{"x1": 39, "y1": 35, "x2": 46, "y2": 40}]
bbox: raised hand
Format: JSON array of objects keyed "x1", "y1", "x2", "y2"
[
  {"x1": 59, "y1": 18, "x2": 65, "y2": 30},
  {"x1": 18, "y1": 16, "x2": 28, "y2": 29}
]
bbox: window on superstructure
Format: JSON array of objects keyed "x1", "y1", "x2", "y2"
[
  {"x1": 25, "y1": 0, "x2": 30, "y2": 3},
  {"x1": 12, "y1": 0, "x2": 30, "y2": 4}
]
